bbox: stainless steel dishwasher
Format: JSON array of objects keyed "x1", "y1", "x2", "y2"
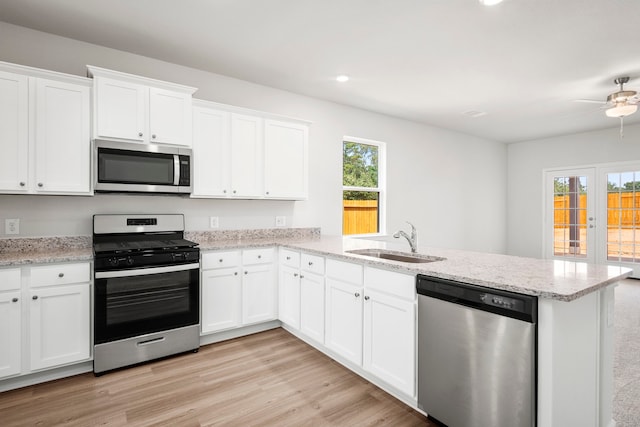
[{"x1": 416, "y1": 275, "x2": 537, "y2": 427}]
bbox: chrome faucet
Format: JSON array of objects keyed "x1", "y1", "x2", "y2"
[{"x1": 393, "y1": 221, "x2": 418, "y2": 253}]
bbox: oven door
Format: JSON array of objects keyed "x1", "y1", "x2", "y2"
[{"x1": 94, "y1": 263, "x2": 199, "y2": 344}]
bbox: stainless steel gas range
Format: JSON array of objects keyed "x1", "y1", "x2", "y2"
[{"x1": 92, "y1": 214, "x2": 200, "y2": 374}]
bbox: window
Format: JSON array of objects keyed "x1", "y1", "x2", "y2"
[
  {"x1": 606, "y1": 171, "x2": 640, "y2": 262},
  {"x1": 342, "y1": 137, "x2": 386, "y2": 236}
]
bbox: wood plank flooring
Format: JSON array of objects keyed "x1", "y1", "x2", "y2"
[{"x1": 0, "y1": 328, "x2": 433, "y2": 426}]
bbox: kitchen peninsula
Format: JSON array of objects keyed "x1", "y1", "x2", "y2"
[{"x1": 0, "y1": 232, "x2": 631, "y2": 427}]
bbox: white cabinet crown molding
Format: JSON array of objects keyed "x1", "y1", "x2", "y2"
[
  {"x1": 0, "y1": 61, "x2": 91, "y2": 87},
  {"x1": 87, "y1": 65, "x2": 197, "y2": 94},
  {"x1": 192, "y1": 98, "x2": 311, "y2": 126}
]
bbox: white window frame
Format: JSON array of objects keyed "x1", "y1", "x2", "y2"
[{"x1": 342, "y1": 135, "x2": 387, "y2": 237}]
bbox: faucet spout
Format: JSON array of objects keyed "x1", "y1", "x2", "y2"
[{"x1": 393, "y1": 221, "x2": 418, "y2": 253}]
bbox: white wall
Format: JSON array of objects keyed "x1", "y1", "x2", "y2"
[
  {"x1": 0, "y1": 22, "x2": 507, "y2": 253},
  {"x1": 507, "y1": 123, "x2": 640, "y2": 258}
]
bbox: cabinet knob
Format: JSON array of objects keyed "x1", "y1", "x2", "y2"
[
  {"x1": 138, "y1": 132, "x2": 143, "y2": 137},
  {"x1": 12, "y1": 298, "x2": 18, "y2": 303},
  {"x1": 293, "y1": 273, "x2": 299, "y2": 277},
  {"x1": 219, "y1": 259, "x2": 223, "y2": 263},
  {"x1": 58, "y1": 272, "x2": 64, "y2": 278},
  {"x1": 32, "y1": 295, "x2": 38, "y2": 300},
  {"x1": 19, "y1": 182, "x2": 25, "y2": 187},
  {"x1": 38, "y1": 183, "x2": 43, "y2": 187},
  {"x1": 300, "y1": 275, "x2": 304, "y2": 279},
  {"x1": 354, "y1": 292, "x2": 360, "y2": 298},
  {"x1": 244, "y1": 271, "x2": 248, "y2": 275},
  {"x1": 223, "y1": 190, "x2": 227, "y2": 194},
  {"x1": 286, "y1": 256, "x2": 291, "y2": 260},
  {"x1": 152, "y1": 134, "x2": 157, "y2": 139},
  {"x1": 234, "y1": 272, "x2": 238, "y2": 276},
  {"x1": 364, "y1": 296, "x2": 370, "y2": 301},
  {"x1": 233, "y1": 190, "x2": 237, "y2": 194},
  {"x1": 266, "y1": 191, "x2": 270, "y2": 195},
  {"x1": 258, "y1": 255, "x2": 262, "y2": 259},
  {"x1": 308, "y1": 261, "x2": 313, "y2": 266}
]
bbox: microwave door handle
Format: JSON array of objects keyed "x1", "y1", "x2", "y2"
[{"x1": 173, "y1": 155, "x2": 180, "y2": 186}]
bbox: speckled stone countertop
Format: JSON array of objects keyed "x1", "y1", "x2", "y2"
[
  {"x1": 280, "y1": 236, "x2": 632, "y2": 302},
  {"x1": 0, "y1": 236, "x2": 93, "y2": 266},
  {"x1": 1, "y1": 230, "x2": 631, "y2": 301}
]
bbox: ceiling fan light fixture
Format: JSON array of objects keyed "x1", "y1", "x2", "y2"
[{"x1": 605, "y1": 103, "x2": 637, "y2": 118}]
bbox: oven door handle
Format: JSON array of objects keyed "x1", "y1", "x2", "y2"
[{"x1": 95, "y1": 263, "x2": 200, "y2": 279}]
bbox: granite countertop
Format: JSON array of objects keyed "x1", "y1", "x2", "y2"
[
  {"x1": 280, "y1": 236, "x2": 632, "y2": 302},
  {"x1": 0, "y1": 231, "x2": 631, "y2": 301}
]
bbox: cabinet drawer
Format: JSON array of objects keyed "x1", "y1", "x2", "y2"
[
  {"x1": 301, "y1": 253, "x2": 324, "y2": 275},
  {"x1": 0, "y1": 268, "x2": 21, "y2": 291},
  {"x1": 364, "y1": 267, "x2": 415, "y2": 301},
  {"x1": 326, "y1": 259, "x2": 363, "y2": 285},
  {"x1": 279, "y1": 249, "x2": 300, "y2": 268},
  {"x1": 202, "y1": 251, "x2": 241, "y2": 270},
  {"x1": 243, "y1": 248, "x2": 274, "y2": 265},
  {"x1": 30, "y1": 262, "x2": 90, "y2": 288}
]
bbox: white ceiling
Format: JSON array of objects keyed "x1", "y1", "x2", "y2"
[{"x1": 1, "y1": 0, "x2": 640, "y2": 143}]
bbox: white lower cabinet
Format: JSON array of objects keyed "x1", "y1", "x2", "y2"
[
  {"x1": 0, "y1": 268, "x2": 22, "y2": 379},
  {"x1": 300, "y1": 272, "x2": 325, "y2": 343},
  {"x1": 29, "y1": 283, "x2": 90, "y2": 371},
  {"x1": 0, "y1": 262, "x2": 91, "y2": 380},
  {"x1": 325, "y1": 259, "x2": 364, "y2": 366},
  {"x1": 201, "y1": 267, "x2": 242, "y2": 334},
  {"x1": 279, "y1": 264, "x2": 301, "y2": 329},
  {"x1": 201, "y1": 248, "x2": 276, "y2": 334}
]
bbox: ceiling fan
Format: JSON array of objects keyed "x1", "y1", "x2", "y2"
[{"x1": 576, "y1": 76, "x2": 639, "y2": 137}]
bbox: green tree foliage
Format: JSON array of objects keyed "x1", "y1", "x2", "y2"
[{"x1": 343, "y1": 142, "x2": 378, "y2": 200}]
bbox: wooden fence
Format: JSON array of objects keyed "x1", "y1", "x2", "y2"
[
  {"x1": 554, "y1": 193, "x2": 640, "y2": 227},
  {"x1": 343, "y1": 200, "x2": 378, "y2": 235}
]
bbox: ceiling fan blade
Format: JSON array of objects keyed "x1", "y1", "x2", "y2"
[{"x1": 573, "y1": 99, "x2": 607, "y2": 104}]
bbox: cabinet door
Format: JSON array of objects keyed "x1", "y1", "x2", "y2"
[
  {"x1": 363, "y1": 289, "x2": 416, "y2": 396},
  {"x1": 34, "y1": 78, "x2": 91, "y2": 194},
  {"x1": 325, "y1": 278, "x2": 363, "y2": 365},
  {"x1": 279, "y1": 265, "x2": 300, "y2": 329},
  {"x1": 29, "y1": 284, "x2": 90, "y2": 371},
  {"x1": 300, "y1": 272, "x2": 324, "y2": 343},
  {"x1": 201, "y1": 267, "x2": 242, "y2": 334},
  {"x1": 94, "y1": 77, "x2": 146, "y2": 142},
  {"x1": 242, "y1": 263, "x2": 276, "y2": 325},
  {"x1": 0, "y1": 71, "x2": 28, "y2": 192},
  {"x1": 0, "y1": 291, "x2": 21, "y2": 379},
  {"x1": 149, "y1": 88, "x2": 192, "y2": 146},
  {"x1": 192, "y1": 107, "x2": 231, "y2": 197},
  {"x1": 264, "y1": 119, "x2": 308, "y2": 199},
  {"x1": 230, "y1": 113, "x2": 263, "y2": 197}
]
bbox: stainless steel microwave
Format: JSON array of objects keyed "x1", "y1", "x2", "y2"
[{"x1": 94, "y1": 140, "x2": 192, "y2": 194}]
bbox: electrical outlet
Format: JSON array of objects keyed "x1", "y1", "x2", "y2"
[
  {"x1": 275, "y1": 216, "x2": 286, "y2": 227},
  {"x1": 5, "y1": 218, "x2": 19, "y2": 235},
  {"x1": 209, "y1": 216, "x2": 219, "y2": 229}
]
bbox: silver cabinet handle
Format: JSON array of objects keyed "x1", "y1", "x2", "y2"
[
  {"x1": 266, "y1": 191, "x2": 270, "y2": 195},
  {"x1": 152, "y1": 134, "x2": 157, "y2": 139},
  {"x1": 138, "y1": 132, "x2": 143, "y2": 137},
  {"x1": 58, "y1": 273, "x2": 64, "y2": 278},
  {"x1": 19, "y1": 182, "x2": 25, "y2": 187},
  {"x1": 32, "y1": 295, "x2": 38, "y2": 300},
  {"x1": 364, "y1": 296, "x2": 370, "y2": 301},
  {"x1": 308, "y1": 261, "x2": 313, "y2": 266},
  {"x1": 12, "y1": 298, "x2": 18, "y2": 303},
  {"x1": 38, "y1": 183, "x2": 43, "y2": 187},
  {"x1": 223, "y1": 190, "x2": 227, "y2": 194},
  {"x1": 258, "y1": 255, "x2": 262, "y2": 259},
  {"x1": 300, "y1": 275, "x2": 305, "y2": 279},
  {"x1": 244, "y1": 271, "x2": 248, "y2": 275},
  {"x1": 354, "y1": 292, "x2": 360, "y2": 298},
  {"x1": 233, "y1": 190, "x2": 237, "y2": 194},
  {"x1": 234, "y1": 272, "x2": 238, "y2": 276},
  {"x1": 293, "y1": 273, "x2": 299, "y2": 277},
  {"x1": 219, "y1": 259, "x2": 223, "y2": 263},
  {"x1": 286, "y1": 256, "x2": 291, "y2": 260}
]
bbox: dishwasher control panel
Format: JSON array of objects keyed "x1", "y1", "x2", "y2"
[{"x1": 480, "y1": 293, "x2": 523, "y2": 311}]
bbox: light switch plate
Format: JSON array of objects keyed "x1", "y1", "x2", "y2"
[
  {"x1": 275, "y1": 216, "x2": 286, "y2": 227},
  {"x1": 209, "y1": 216, "x2": 219, "y2": 229},
  {"x1": 5, "y1": 218, "x2": 19, "y2": 235}
]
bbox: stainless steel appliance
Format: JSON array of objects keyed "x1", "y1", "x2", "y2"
[
  {"x1": 93, "y1": 214, "x2": 200, "y2": 374},
  {"x1": 94, "y1": 140, "x2": 192, "y2": 194},
  {"x1": 416, "y1": 275, "x2": 537, "y2": 427}
]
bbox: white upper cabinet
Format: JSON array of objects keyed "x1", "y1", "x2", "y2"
[
  {"x1": 0, "y1": 70, "x2": 28, "y2": 192},
  {"x1": 192, "y1": 106, "x2": 231, "y2": 197},
  {"x1": 191, "y1": 99, "x2": 310, "y2": 200},
  {"x1": 34, "y1": 78, "x2": 90, "y2": 194},
  {"x1": 264, "y1": 119, "x2": 308, "y2": 200},
  {"x1": 88, "y1": 66, "x2": 196, "y2": 147},
  {"x1": 0, "y1": 63, "x2": 92, "y2": 195},
  {"x1": 231, "y1": 113, "x2": 264, "y2": 197}
]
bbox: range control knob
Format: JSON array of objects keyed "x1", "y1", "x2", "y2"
[
  {"x1": 126, "y1": 257, "x2": 134, "y2": 266},
  {"x1": 108, "y1": 257, "x2": 119, "y2": 267}
]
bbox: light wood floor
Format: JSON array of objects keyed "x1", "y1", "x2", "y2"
[{"x1": 0, "y1": 328, "x2": 433, "y2": 426}]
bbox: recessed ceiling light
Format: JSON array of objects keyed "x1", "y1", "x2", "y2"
[
  {"x1": 479, "y1": 0, "x2": 503, "y2": 5},
  {"x1": 336, "y1": 75, "x2": 349, "y2": 83}
]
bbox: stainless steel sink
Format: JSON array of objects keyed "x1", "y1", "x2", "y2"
[{"x1": 346, "y1": 249, "x2": 446, "y2": 264}]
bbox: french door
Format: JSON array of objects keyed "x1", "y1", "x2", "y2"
[
  {"x1": 545, "y1": 165, "x2": 640, "y2": 277},
  {"x1": 544, "y1": 168, "x2": 596, "y2": 263}
]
